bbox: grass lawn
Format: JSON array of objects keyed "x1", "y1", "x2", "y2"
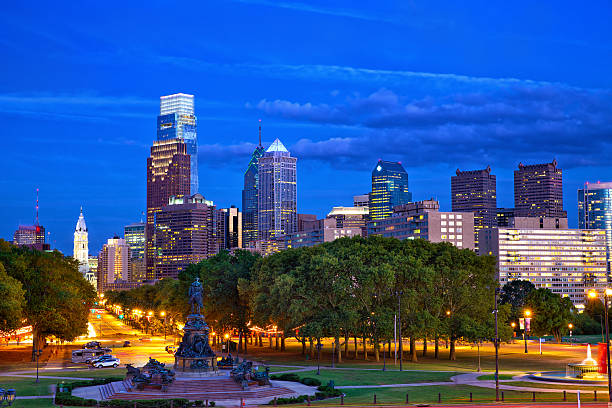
[
  {"x1": 505, "y1": 381, "x2": 607, "y2": 391},
  {"x1": 38, "y1": 367, "x2": 127, "y2": 378},
  {"x1": 286, "y1": 368, "x2": 457, "y2": 386},
  {"x1": 0, "y1": 377, "x2": 56, "y2": 396},
  {"x1": 309, "y1": 384, "x2": 599, "y2": 405},
  {"x1": 259, "y1": 366, "x2": 303, "y2": 373},
  {"x1": 12, "y1": 399, "x2": 56, "y2": 408},
  {"x1": 477, "y1": 373, "x2": 515, "y2": 380}
]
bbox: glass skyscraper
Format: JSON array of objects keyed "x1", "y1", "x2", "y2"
[
  {"x1": 258, "y1": 138, "x2": 297, "y2": 242},
  {"x1": 242, "y1": 124, "x2": 265, "y2": 248},
  {"x1": 369, "y1": 160, "x2": 412, "y2": 220},
  {"x1": 579, "y1": 181, "x2": 612, "y2": 274},
  {"x1": 157, "y1": 93, "x2": 198, "y2": 194}
]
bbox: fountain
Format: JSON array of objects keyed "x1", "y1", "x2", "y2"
[
  {"x1": 173, "y1": 278, "x2": 218, "y2": 375},
  {"x1": 566, "y1": 344, "x2": 602, "y2": 379}
]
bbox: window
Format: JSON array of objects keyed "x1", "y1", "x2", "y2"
[
  {"x1": 441, "y1": 214, "x2": 447, "y2": 219},
  {"x1": 441, "y1": 228, "x2": 447, "y2": 232}
]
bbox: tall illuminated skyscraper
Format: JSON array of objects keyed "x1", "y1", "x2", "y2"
[
  {"x1": 157, "y1": 93, "x2": 198, "y2": 194},
  {"x1": 125, "y1": 222, "x2": 146, "y2": 283},
  {"x1": 97, "y1": 237, "x2": 130, "y2": 293},
  {"x1": 145, "y1": 139, "x2": 190, "y2": 279},
  {"x1": 514, "y1": 160, "x2": 565, "y2": 218},
  {"x1": 579, "y1": 181, "x2": 612, "y2": 274},
  {"x1": 258, "y1": 138, "x2": 297, "y2": 243},
  {"x1": 242, "y1": 122, "x2": 265, "y2": 248},
  {"x1": 451, "y1": 166, "x2": 497, "y2": 253},
  {"x1": 369, "y1": 160, "x2": 412, "y2": 220}
]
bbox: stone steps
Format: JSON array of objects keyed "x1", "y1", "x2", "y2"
[{"x1": 110, "y1": 386, "x2": 294, "y2": 400}]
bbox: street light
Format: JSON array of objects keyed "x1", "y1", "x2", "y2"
[
  {"x1": 224, "y1": 333, "x2": 230, "y2": 356},
  {"x1": 589, "y1": 289, "x2": 612, "y2": 405},
  {"x1": 568, "y1": 323, "x2": 573, "y2": 345},
  {"x1": 34, "y1": 347, "x2": 43, "y2": 383},
  {"x1": 395, "y1": 290, "x2": 403, "y2": 371},
  {"x1": 161, "y1": 312, "x2": 167, "y2": 340},
  {"x1": 523, "y1": 309, "x2": 531, "y2": 354},
  {"x1": 494, "y1": 287, "x2": 500, "y2": 402},
  {"x1": 0, "y1": 388, "x2": 16, "y2": 407}
]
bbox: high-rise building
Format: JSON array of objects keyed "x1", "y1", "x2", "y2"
[
  {"x1": 579, "y1": 181, "x2": 612, "y2": 273},
  {"x1": 451, "y1": 167, "x2": 497, "y2": 253},
  {"x1": 327, "y1": 206, "x2": 369, "y2": 230},
  {"x1": 353, "y1": 194, "x2": 370, "y2": 208},
  {"x1": 157, "y1": 93, "x2": 198, "y2": 194},
  {"x1": 369, "y1": 160, "x2": 412, "y2": 220},
  {"x1": 97, "y1": 237, "x2": 130, "y2": 293},
  {"x1": 367, "y1": 199, "x2": 475, "y2": 250},
  {"x1": 285, "y1": 217, "x2": 363, "y2": 249},
  {"x1": 154, "y1": 194, "x2": 217, "y2": 279},
  {"x1": 258, "y1": 139, "x2": 297, "y2": 244},
  {"x1": 124, "y1": 222, "x2": 146, "y2": 283},
  {"x1": 13, "y1": 225, "x2": 46, "y2": 247},
  {"x1": 73, "y1": 207, "x2": 89, "y2": 273},
  {"x1": 87, "y1": 256, "x2": 98, "y2": 289},
  {"x1": 514, "y1": 160, "x2": 566, "y2": 218},
  {"x1": 496, "y1": 208, "x2": 515, "y2": 227},
  {"x1": 297, "y1": 214, "x2": 318, "y2": 232},
  {"x1": 146, "y1": 138, "x2": 191, "y2": 280},
  {"x1": 242, "y1": 123, "x2": 265, "y2": 248},
  {"x1": 481, "y1": 225, "x2": 606, "y2": 307},
  {"x1": 219, "y1": 206, "x2": 242, "y2": 249}
]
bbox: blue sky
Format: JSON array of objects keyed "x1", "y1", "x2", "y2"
[{"x1": 2, "y1": 1, "x2": 612, "y2": 254}]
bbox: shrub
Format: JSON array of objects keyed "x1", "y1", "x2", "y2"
[
  {"x1": 210, "y1": 402, "x2": 216, "y2": 407},
  {"x1": 299, "y1": 377, "x2": 321, "y2": 386},
  {"x1": 99, "y1": 399, "x2": 188, "y2": 407},
  {"x1": 194, "y1": 400, "x2": 203, "y2": 406},
  {"x1": 54, "y1": 392, "x2": 98, "y2": 406}
]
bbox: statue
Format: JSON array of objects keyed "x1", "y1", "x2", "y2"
[{"x1": 189, "y1": 277, "x2": 204, "y2": 315}]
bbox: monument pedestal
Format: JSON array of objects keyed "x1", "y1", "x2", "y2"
[{"x1": 173, "y1": 313, "x2": 216, "y2": 374}]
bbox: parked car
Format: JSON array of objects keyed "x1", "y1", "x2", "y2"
[
  {"x1": 89, "y1": 355, "x2": 116, "y2": 365},
  {"x1": 91, "y1": 357, "x2": 120, "y2": 368},
  {"x1": 72, "y1": 349, "x2": 106, "y2": 364},
  {"x1": 84, "y1": 341, "x2": 102, "y2": 349},
  {"x1": 165, "y1": 345, "x2": 177, "y2": 354},
  {"x1": 123, "y1": 341, "x2": 131, "y2": 347}
]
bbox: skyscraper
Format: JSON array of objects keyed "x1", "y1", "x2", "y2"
[
  {"x1": 97, "y1": 237, "x2": 130, "y2": 293},
  {"x1": 73, "y1": 207, "x2": 89, "y2": 275},
  {"x1": 451, "y1": 167, "x2": 497, "y2": 252},
  {"x1": 242, "y1": 122, "x2": 265, "y2": 248},
  {"x1": 157, "y1": 93, "x2": 198, "y2": 194},
  {"x1": 155, "y1": 194, "x2": 217, "y2": 279},
  {"x1": 514, "y1": 160, "x2": 566, "y2": 218},
  {"x1": 579, "y1": 181, "x2": 612, "y2": 273},
  {"x1": 220, "y1": 206, "x2": 242, "y2": 249},
  {"x1": 369, "y1": 160, "x2": 412, "y2": 220},
  {"x1": 146, "y1": 138, "x2": 191, "y2": 279},
  {"x1": 258, "y1": 138, "x2": 297, "y2": 243},
  {"x1": 124, "y1": 222, "x2": 146, "y2": 283}
]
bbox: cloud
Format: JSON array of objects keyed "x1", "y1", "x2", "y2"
[{"x1": 247, "y1": 82, "x2": 612, "y2": 170}]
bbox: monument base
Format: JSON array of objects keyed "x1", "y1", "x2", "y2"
[{"x1": 174, "y1": 356, "x2": 218, "y2": 373}]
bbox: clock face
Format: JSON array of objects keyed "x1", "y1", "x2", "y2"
[{"x1": 376, "y1": 165, "x2": 382, "y2": 172}]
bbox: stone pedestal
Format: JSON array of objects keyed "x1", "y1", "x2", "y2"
[{"x1": 173, "y1": 314, "x2": 216, "y2": 373}]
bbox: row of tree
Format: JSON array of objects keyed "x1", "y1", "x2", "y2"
[
  {"x1": 0, "y1": 240, "x2": 96, "y2": 358},
  {"x1": 107, "y1": 236, "x2": 578, "y2": 362}
]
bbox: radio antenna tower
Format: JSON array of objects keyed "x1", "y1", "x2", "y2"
[{"x1": 35, "y1": 188, "x2": 40, "y2": 226}]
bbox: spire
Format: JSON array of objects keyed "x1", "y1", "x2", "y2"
[
  {"x1": 266, "y1": 138, "x2": 289, "y2": 153},
  {"x1": 75, "y1": 207, "x2": 87, "y2": 232},
  {"x1": 258, "y1": 119, "x2": 262, "y2": 148},
  {"x1": 35, "y1": 188, "x2": 39, "y2": 226}
]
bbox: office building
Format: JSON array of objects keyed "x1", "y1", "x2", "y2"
[
  {"x1": 367, "y1": 199, "x2": 475, "y2": 249},
  {"x1": 13, "y1": 225, "x2": 46, "y2": 249},
  {"x1": 146, "y1": 138, "x2": 191, "y2": 279},
  {"x1": 369, "y1": 160, "x2": 412, "y2": 220},
  {"x1": 451, "y1": 167, "x2": 497, "y2": 252},
  {"x1": 154, "y1": 194, "x2": 217, "y2": 279},
  {"x1": 258, "y1": 139, "x2": 297, "y2": 244},
  {"x1": 327, "y1": 206, "x2": 369, "y2": 233},
  {"x1": 514, "y1": 160, "x2": 566, "y2": 218},
  {"x1": 97, "y1": 237, "x2": 130, "y2": 293},
  {"x1": 285, "y1": 218, "x2": 362, "y2": 249},
  {"x1": 353, "y1": 194, "x2": 370, "y2": 208},
  {"x1": 219, "y1": 207, "x2": 242, "y2": 250},
  {"x1": 73, "y1": 207, "x2": 89, "y2": 275},
  {"x1": 157, "y1": 93, "x2": 198, "y2": 194},
  {"x1": 579, "y1": 181, "x2": 612, "y2": 273},
  {"x1": 496, "y1": 208, "x2": 515, "y2": 227},
  {"x1": 124, "y1": 222, "x2": 146, "y2": 283},
  {"x1": 241, "y1": 123, "x2": 265, "y2": 248},
  {"x1": 87, "y1": 256, "x2": 98, "y2": 288},
  {"x1": 481, "y1": 225, "x2": 607, "y2": 307},
  {"x1": 298, "y1": 214, "x2": 318, "y2": 232}
]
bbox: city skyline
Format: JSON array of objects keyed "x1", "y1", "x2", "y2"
[{"x1": 3, "y1": 1, "x2": 612, "y2": 254}]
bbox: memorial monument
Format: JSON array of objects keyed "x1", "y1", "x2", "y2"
[{"x1": 174, "y1": 278, "x2": 217, "y2": 373}]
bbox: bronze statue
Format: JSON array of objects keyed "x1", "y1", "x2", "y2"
[{"x1": 189, "y1": 277, "x2": 204, "y2": 315}]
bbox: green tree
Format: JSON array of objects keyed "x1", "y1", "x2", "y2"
[
  {"x1": 525, "y1": 288, "x2": 573, "y2": 342},
  {"x1": 500, "y1": 280, "x2": 535, "y2": 321},
  {"x1": 0, "y1": 261, "x2": 25, "y2": 333}
]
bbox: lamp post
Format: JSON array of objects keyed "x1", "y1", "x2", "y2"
[
  {"x1": 34, "y1": 347, "x2": 43, "y2": 383},
  {"x1": 395, "y1": 290, "x2": 403, "y2": 371},
  {"x1": 316, "y1": 340, "x2": 322, "y2": 375},
  {"x1": 224, "y1": 333, "x2": 230, "y2": 356},
  {"x1": 568, "y1": 323, "x2": 573, "y2": 345},
  {"x1": 161, "y1": 312, "x2": 167, "y2": 340},
  {"x1": 494, "y1": 287, "x2": 500, "y2": 402},
  {"x1": 523, "y1": 309, "x2": 531, "y2": 354},
  {"x1": 589, "y1": 289, "x2": 612, "y2": 405},
  {"x1": 0, "y1": 388, "x2": 16, "y2": 407}
]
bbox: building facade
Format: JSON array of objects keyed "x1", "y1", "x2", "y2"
[
  {"x1": 146, "y1": 138, "x2": 191, "y2": 279},
  {"x1": 285, "y1": 217, "x2": 362, "y2": 249},
  {"x1": 124, "y1": 222, "x2": 146, "y2": 283},
  {"x1": 482, "y1": 226, "x2": 607, "y2": 307},
  {"x1": 578, "y1": 181, "x2": 612, "y2": 274},
  {"x1": 219, "y1": 207, "x2": 242, "y2": 249},
  {"x1": 73, "y1": 207, "x2": 89, "y2": 275},
  {"x1": 157, "y1": 93, "x2": 198, "y2": 194},
  {"x1": 369, "y1": 160, "x2": 412, "y2": 220},
  {"x1": 367, "y1": 199, "x2": 475, "y2": 250},
  {"x1": 97, "y1": 237, "x2": 130, "y2": 293},
  {"x1": 241, "y1": 124, "x2": 265, "y2": 248},
  {"x1": 496, "y1": 208, "x2": 515, "y2": 227},
  {"x1": 13, "y1": 225, "x2": 46, "y2": 247},
  {"x1": 451, "y1": 167, "x2": 497, "y2": 252},
  {"x1": 514, "y1": 160, "x2": 566, "y2": 218},
  {"x1": 154, "y1": 194, "x2": 217, "y2": 279},
  {"x1": 327, "y1": 206, "x2": 369, "y2": 235},
  {"x1": 257, "y1": 139, "x2": 297, "y2": 245},
  {"x1": 353, "y1": 194, "x2": 370, "y2": 208}
]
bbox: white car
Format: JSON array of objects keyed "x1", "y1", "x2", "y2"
[{"x1": 91, "y1": 357, "x2": 120, "y2": 368}]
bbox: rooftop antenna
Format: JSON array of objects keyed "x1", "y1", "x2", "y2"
[
  {"x1": 140, "y1": 211, "x2": 145, "y2": 223},
  {"x1": 35, "y1": 188, "x2": 39, "y2": 226},
  {"x1": 258, "y1": 119, "x2": 262, "y2": 147}
]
